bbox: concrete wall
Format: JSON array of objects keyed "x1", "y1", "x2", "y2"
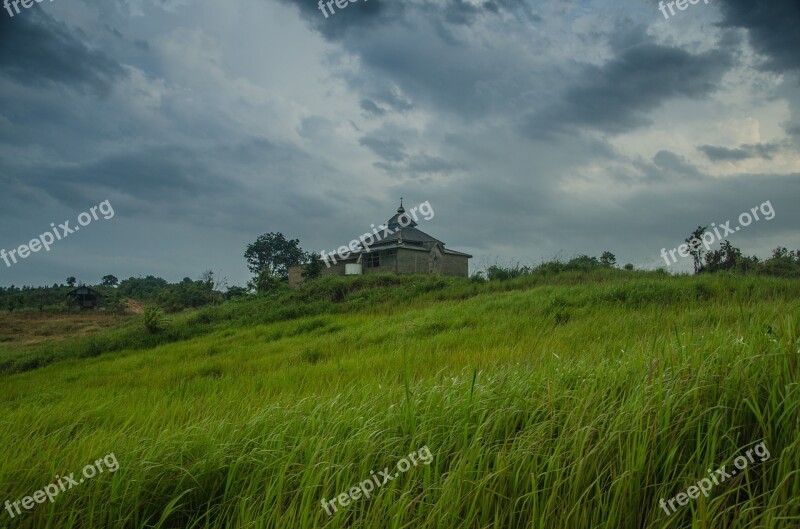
[
  {"x1": 396, "y1": 249, "x2": 430, "y2": 274},
  {"x1": 288, "y1": 248, "x2": 469, "y2": 288},
  {"x1": 288, "y1": 266, "x2": 304, "y2": 288},
  {"x1": 363, "y1": 252, "x2": 397, "y2": 275},
  {"x1": 288, "y1": 258, "x2": 355, "y2": 288},
  {"x1": 395, "y1": 248, "x2": 467, "y2": 277},
  {"x1": 441, "y1": 254, "x2": 469, "y2": 277}
]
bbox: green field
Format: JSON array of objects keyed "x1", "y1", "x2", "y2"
[{"x1": 1, "y1": 271, "x2": 799, "y2": 528}]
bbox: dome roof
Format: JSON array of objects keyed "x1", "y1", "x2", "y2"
[{"x1": 387, "y1": 198, "x2": 417, "y2": 229}]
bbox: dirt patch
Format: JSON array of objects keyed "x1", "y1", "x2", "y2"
[
  {"x1": 125, "y1": 299, "x2": 145, "y2": 314},
  {"x1": 0, "y1": 312, "x2": 135, "y2": 350}
]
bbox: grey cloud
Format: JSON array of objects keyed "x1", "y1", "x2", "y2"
[
  {"x1": 376, "y1": 89, "x2": 413, "y2": 113},
  {"x1": 275, "y1": 0, "x2": 402, "y2": 40},
  {"x1": 283, "y1": 0, "x2": 538, "y2": 120},
  {"x1": 441, "y1": 0, "x2": 481, "y2": 25},
  {"x1": 650, "y1": 150, "x2": 704, "y2": 179},
  {"x1": 372, "y1": 152, "x2": 461, "y2": 179},
  {"x1": 698, "y1": 143, "x2": 780, "y2": 162},
  {"x1": 298, "y1": 116, "x2": 335, "y2": 139},
  {"x1": 717, "y1": 0, "x2": 800, "y2": 72},
  {"x1": 1, "y1": 0, "x2": 798, "y2": 287},
  {"x1": 406, "y1": 154, "x2": 460, "y2": 175},
  {"x1": 359, "y1": 98, "x2": 386, "y2": 116},
  {"x1": 359, "y1": 136, "x2": 407, "y2": 161},
  {"x1": 24, "y1": 145, "x2": 241, "y2": 208},
  {"x1": 523, "y1": 32, "x2": 733, "y2": 138},
  {"x1": 0, "y1": 10, "x2": 125, "y2": 95}
]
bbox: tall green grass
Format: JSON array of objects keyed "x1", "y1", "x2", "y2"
[{"x1": 0, "y1": 272, "x2": 798, "y2": 528}]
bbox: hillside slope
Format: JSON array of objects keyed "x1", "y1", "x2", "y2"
[{"x1": 1, "y1": 272, "x2": 799, "y2": 528}]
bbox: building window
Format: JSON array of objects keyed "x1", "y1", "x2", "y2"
[{"x1": 365, "y1": 253, "x2": 380, "y2": 268}]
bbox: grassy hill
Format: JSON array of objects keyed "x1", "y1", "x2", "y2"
[{"x1": 1, "y1": 271, "x2": 799, "y2": 528}]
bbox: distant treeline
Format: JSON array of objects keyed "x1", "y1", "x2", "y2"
[
  {"x1": 0, "y1": 272, "x2": 246, "y2": 314},
  {"x1": 2, "y1": 244, "x2": 797, "y2": 314},
  {"x1": 480, "y1": 246, "x2": 800, "y2": 281}
]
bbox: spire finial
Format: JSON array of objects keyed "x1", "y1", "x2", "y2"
[{"x1": 397, "y1": 197, "x2": 405, "y2": 214}]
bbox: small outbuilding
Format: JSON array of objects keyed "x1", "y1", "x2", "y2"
[{"x1": 66, "y1": 286, "x2": 103, "y2": 310}]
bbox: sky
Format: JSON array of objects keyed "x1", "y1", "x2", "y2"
[{"x1": 0, "y1": 0, "x2": 798, "y2": 287}]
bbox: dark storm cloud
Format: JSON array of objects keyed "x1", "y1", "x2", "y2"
[
  {"x1": 0, "y1": 9, "x2": 125, "y2": 95},
  {"x1": 440, "y1": 0, "x2": 481, "y2": 25},
  {"x1": 419, "y1": 0, "x2": 540, "y2": 27},
  {"x1": 650, "y1": 150, "x2": 704, "y2": 180},
  {"x1": 1, "y1": 135, "x2": 300, "y2": 222},
  {"x1": 297, "y1": 116, "x2": 336, "y2": 139},
  {"x1": 0, "y1": 0, "x2": 797, "y2": 287},
  {"x1": 275, "y1": 0, "x2": 401, "y2": 39},
  {"x1": 523, "y1": 32, "x2": 733, "y2": 138},
  {"x1": 406, "y1": 153, "x2": 460, "y2": 175},
  {"x1": 373, "y1": 152, "x2": 460, "y2": 178},
  {"x1": 609, "y1": 150, "x2": 707, "y2": 184},
  {"x1": 716, "y1": 0, "x2": 800, "y2": 72},
  {"x1": 482, "y1": 0, "x2": 541, "y2": 23},
  {"x1": 359, "y1": 98, "x2": 386, "y2": 116},
  {"x1": 278, "y1": 0, "x2": 535, "y2": 38},
  {"x1": 375, "y1": 89, "x2": 413, "y2": 112},
  {"x1": 16, "y1": 145, "x2": 242, "y2": 209},
  {"x1": 359, "y1": 136, "x2": 407, "y2": 161},
  {"x1": 280, "y1": 0, "x2": 539, "y2": 119},
  {"x1": 698, "y1": 143, "x2": 780, "y2": 162}
]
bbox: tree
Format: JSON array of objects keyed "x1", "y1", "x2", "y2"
[
  {"x1": 760, "y1": 247, "x2": 800, "y2": 277},
  {"x1": 118, "y1": 276, "x2": 169, "y2": 299},
  {"x1": 771, "y1": 247, "x2": 789, "y2": 260},
  {"x1": 703, "y1": 240, "x2": 742, "y2": 273},
  {"x1": 248, "y1": 269, "x2": 282, "y2": 294},
  {"x1": 224, "y1": 286, "x2": 249, "y2": 300},
  {"x1": 199, "y1": 270, "x2": 227, "y2": 292},
  {"x1": 685, "y1": 226, "x2": 707, "y2": 274},
  {"x1": 303, "y1": 253, "x2": 323, "y2": 280},
  {"x1": 244, "y1": 232, "x2": 306, "y2": 280},
  {"x1": 566, "y1": 255, "x2": 600, "y2": 270},
  {"x1": 600, "y1": 251, "x2": 617, "y2": 268},
  {"x1": 66, "y1": 277, "x2": 77, "y2": 287},
  {"x1": 101, "y1": 275, "x2": 119, "y2": 287}
]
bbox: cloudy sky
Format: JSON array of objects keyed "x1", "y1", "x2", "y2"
[{"x1": 1, "y1": 0, "x2": 798, "y2": 287}]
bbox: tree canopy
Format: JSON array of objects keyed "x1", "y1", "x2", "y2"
[{"x1": 244, "y1": 232, "x2": 307, "y2": 280}]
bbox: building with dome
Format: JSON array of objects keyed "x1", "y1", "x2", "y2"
[{"x1": 288, "y1": 201, "x2": 472, "y2": 287}]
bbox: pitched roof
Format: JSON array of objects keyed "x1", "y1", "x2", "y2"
[
  {"x1": 376, "y1": 200, "x2": 442, "y2": 247},
  {"x1": 66, "y1": 286, "x2": 102, "y2": 297},
  {"x1": 373, "y1": 225, "x2": 442, "y2": 247}
]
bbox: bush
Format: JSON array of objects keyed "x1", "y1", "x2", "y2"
[
  {"x1": 143, "y1": 306, "x2": 171, "y2": 334},
  {"x1": 486, "y1": 263, "x2": 531, "y2": 281}
]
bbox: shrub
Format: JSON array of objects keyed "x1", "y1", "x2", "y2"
[
  {"x1": 486, "y1": 263, "x2": 531, "y2": 281},
  {"x1": 143, "y1": 306, "x2": 171, "y2": 334}
]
